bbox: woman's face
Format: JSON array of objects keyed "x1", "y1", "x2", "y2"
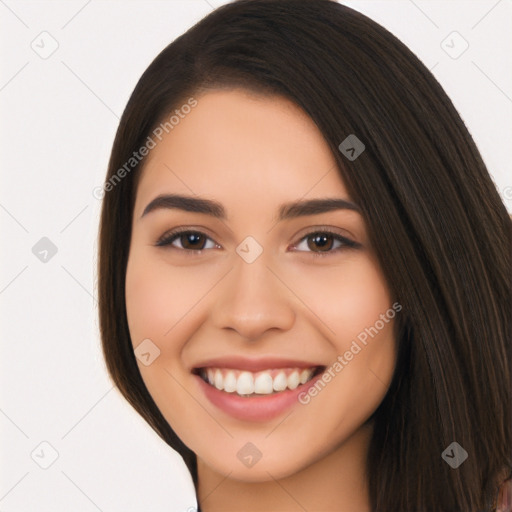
[{"x1": 125, "y1": 89, "x2": 398, "y2": 481}]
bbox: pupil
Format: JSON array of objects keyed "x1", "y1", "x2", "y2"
[
  {"x1": 184, "y1": 233, "x2": 203, "y2": 249},
  {"x1": 309, "y1": 234, "x2": 332, "y2": 251}
]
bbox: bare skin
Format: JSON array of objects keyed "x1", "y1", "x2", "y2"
[{"x1": 125, "y1": 89, "x2": 398, "y2": 511}]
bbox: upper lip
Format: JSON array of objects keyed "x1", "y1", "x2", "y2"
[{"x1": 192, "y1": 356, "x2": 325, "y2": 373}]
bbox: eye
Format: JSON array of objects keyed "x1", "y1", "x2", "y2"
[
  {"x1": 155, "y1": 229, "x2": 219, "y2": 252},
  {"x1": 155, "y1": 227, "x2": 361, "y2": 256},
  {"x1": 292, "y1": 229, "x2": 361, "y2": 256}
]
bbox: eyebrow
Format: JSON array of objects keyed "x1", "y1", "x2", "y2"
[{"x1": 140, "y1": 193, "x2": 361, "y2": 221}]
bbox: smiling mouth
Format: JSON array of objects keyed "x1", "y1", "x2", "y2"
[{"x1": 194, "y1": 366, "x2": 325, "y2": 397}]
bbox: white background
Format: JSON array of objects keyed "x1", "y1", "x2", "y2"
[{"x1": 1, "y1": 1, "x2": 511, "y2": 511}]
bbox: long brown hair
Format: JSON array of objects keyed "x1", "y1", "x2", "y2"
[{"x1": 97, "y1": 1, "x2": 512, "y2": 510}]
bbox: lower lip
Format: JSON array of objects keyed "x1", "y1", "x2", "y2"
[{"x1": 194, "y1": 371, "x2": 323, "y2": 422}]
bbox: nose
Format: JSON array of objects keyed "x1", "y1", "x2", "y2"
[{"x1": 211, "y1": 252, "x2": 296, "y2": 342}]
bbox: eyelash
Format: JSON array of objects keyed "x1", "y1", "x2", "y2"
[{"x1": 155, "y1": 227, "x2": 361, "y2": 257}]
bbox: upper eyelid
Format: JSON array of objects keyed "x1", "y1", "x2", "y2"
[{"x1": 156, "y1": 227, "x2": 219, "y2": 247}]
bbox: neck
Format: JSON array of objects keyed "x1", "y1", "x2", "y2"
[{"x1": 196, "y1": 423, "x2": 373, "y2": 512}]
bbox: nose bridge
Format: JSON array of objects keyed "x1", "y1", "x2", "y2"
[{"x1": 212, "y1": 246, "x2": 296, "y2": 340}]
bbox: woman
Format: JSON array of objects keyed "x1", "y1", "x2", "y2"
[{"x1": 97, "y1": 1, "x2": 512, "y2": 510}]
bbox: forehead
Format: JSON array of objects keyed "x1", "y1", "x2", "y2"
[{"x1": 134, "y1": 89, "x2": 350, "y2": 213}]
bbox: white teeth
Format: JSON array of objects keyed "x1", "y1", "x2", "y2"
[
  {"x1": 214, "y1": 369, "x2": 224, "y2": 390},
  {"x1": 272, "y1": 372, "x2": 288, "y2": 392},
  {"x1": 254, "y1": 373, "x2": 274, "y2": 394},
  {"x1": 287, "y1": 371, "x2": 300, "y2": 390},
  {"x1": 236, "y1": 371, "x2": 255, "y2": 395},
  {"x1": 299, "y1": 369, "x2": 310, "y2": 385},
  {"x1": 201, "y1": 367, "x2": 317, "y2": 396},
  {"x1": 224, "y1": 371, "x2": 237, "y2": 393}
]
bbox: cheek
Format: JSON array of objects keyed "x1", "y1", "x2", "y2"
[
  {"x1": 124, "y1": 249, "x2": 205, "y2": 437},
  {"x1": 125, "y1": 255, "x2": 171, "y2": 346},
  {"x1": 293, "y1": 254, "x2": 397, "y2": 412},
  {"x1": 289, "y1": 253, "x2": 394, "y2": 343},
  {"x1": 125, "y1": 249, "x2": 206, "y2": 348},
  {"x1": 328, "y1": 255, "x2": 397, "y2": 382},
  {"x1": 335, "y1": 261, "x2": 395, "y2": 349}
]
